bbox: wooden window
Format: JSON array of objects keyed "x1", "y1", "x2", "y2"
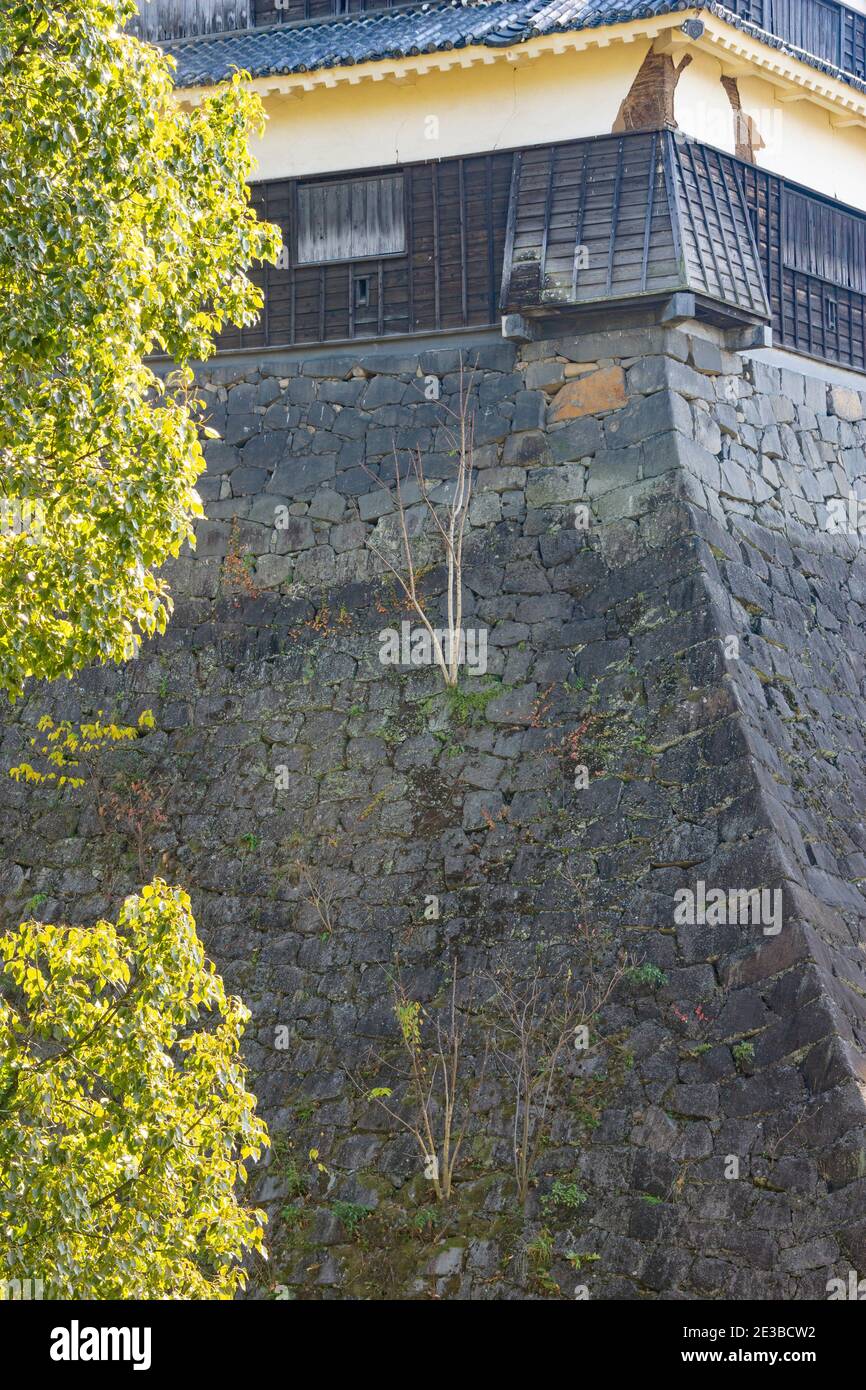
[
  {"x1": 783, "y1": 188, "x2": 866, "y2": 294},
  {"x1": 741, "y1": 160, "x2": 866, "y2": 372},
  {"x1": 725, "y1": 0, "x2": 864, "y2": 73},
  {"x1": 770, "y1": 0, "x2": 840, "y2": 63},
  {"x1": 296, "y1": 175, "x2": 405, "y2": 265},
  {"x1": 215, "y1": 151, "x2": 511, "y2": 351},
  {"x1": 258, "y1": 0, "x2": 396, "y2": 20}
]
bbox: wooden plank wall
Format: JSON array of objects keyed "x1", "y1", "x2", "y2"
[
  {"x1": 771, "y1": 0, "x2": 840, "y2": 62},
  {"x1": 724, "y1": 0, "x2": 853, "y2": 70},
  {"x1": 215, "y1": 139, "x2": 866, "y2": 373},
  {"x1": 727, "y1": 0, "x2": 767, "y2": 28},
  {"x1": 501, "y1": 135, "x2": 678, "y2": 309},
  {"x1": 669, "y1": 139, "x2": 769, "y2": 318},
  {"x1": 128, "y1": 0, "x2": 250, "y2": 39},
  {"x1": 501, "y1": 133, "x2": 683, "y2": 310},
  {"x1": 130, "y1": 0, "x2": 419, "y2": 36},
  {"x1": 500, "y1": 132, "x2": 769, "y2": 321},
  {"x1": 783, "y1": 189, "x2": 866, "y2": 294},
  {"x1": 215, "y1": 152, "x2": 512, "y2": 351},
  {"x1": 253, "y1": 0, "x2": 399, "y2": 25},
  {"x1": 843, "y1": 4, "x2": 866, "y2": 79},
  {"x1": 253, "y1": 0, "x2": 337, "y2": 23},
  {"x1": 128, "y1": 0, "x2": 864, "y2": 77},
  {"x1": 740, "y1": 163, "x2": 866, "y2": 371}
]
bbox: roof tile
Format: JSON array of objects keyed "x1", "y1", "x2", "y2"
[{"x1": 163, "y1": 0, "x2": 866, "y2": 95}]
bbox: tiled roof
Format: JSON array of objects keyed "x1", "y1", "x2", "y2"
[
  {"x1": 164, "y1": 0, "x2": 866, "y2": 95},
  {"x1": 164, "y1": 0, "x2": 655, "y2": 87}
]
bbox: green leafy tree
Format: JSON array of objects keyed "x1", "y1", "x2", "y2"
[
  {"x1": 0, "y1": 881, "x2": 269, "y2": 1299},
  {"x1": 0, "y1": 0, "x2": 279, "y2": 699}
]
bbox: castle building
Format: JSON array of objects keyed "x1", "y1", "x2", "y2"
[{"x1": 136, "y1": 0, "x2": 866, "y2": 376}]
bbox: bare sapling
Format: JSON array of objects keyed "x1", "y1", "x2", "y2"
[
  {"x1": 485, "y1": 899, "x2": 631, "y2": 1208},
  {"x1": 350, "y1": 958, "x2": 486, "y2": 1201},
  {"x1": 295, "y1": 860, "x2": 337, "y2": 938},
  {"x1": 360, "y1": 364, "x2": 476, "y2": 688}
]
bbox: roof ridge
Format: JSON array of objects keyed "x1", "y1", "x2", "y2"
[
  {"x1": 162, "y1": 0, "x2": 528, "y2": 54},
  {"x1": 163, "y1": 0, "x2": 866, "y2": 97}
]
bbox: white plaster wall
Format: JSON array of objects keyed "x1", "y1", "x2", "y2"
[
  {"x1": 674, "y1": 51, "x2": 866, "y2": 210},
  {"x1": 675, "y1": 49, "x2": 737, "y2": 155},
  {"x1": 738, "y1": 76, "x2": 866, "y2": 208},
  {"x1": 250, "y1": 42, "x2": 652, "y2": 180},
  {"x1": 247, "y1": 36, "x2": 866, "y2": 214}
]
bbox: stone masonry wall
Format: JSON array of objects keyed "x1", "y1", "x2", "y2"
[{"x1": 2, "y1": 324, "x2": 866, "y2": 1299}]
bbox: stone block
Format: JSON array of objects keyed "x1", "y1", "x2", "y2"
[
  {"x1": 224, "y1": 413, "x2": 259, "y2": 446},
  {"x1": 229, "y1": 466, "x2": 269, "y2": 497},
  {"x1": 525, "y1": 464, "x2": 584, "y2": 507},
  {"x1": 604, "y1": 389, "x2": 692, "y2": 449},
  {"x1": 547, "y1": 415, "x2": 603, "y2": 463},
  {"x1": 293, "y1": 545, "x2": 337, "y2": 585},
  {"x1": 524, "y1": 359, "x2": 565, "y2": 391},
  {"x1": 273, "y1": 517, "x2": 315, "y2": 553},
  {"x1": 549, "y1": 365, "x2": 627, "y2": 422},
  {"x1": 307, "y1": 490, "x2": 346, "y2": 523},
  {"x1": 267, "y1": 456, "x2": 337, "y2": 494},
  {"x1": 829, "y1": 385, "x2": 864, "y2": 422},
  {"x1": 357, "y1": 490, "x2": 393, "y2": 522},
  {"x1": 255, "y1": 554, "x2": 292, "y2": 589},
  {"x1": 585, "y1": 447, "x2": 640, "y2": 495},
  {"x1": 689, "y1": 336, "x2": 725, "y2": 374}
]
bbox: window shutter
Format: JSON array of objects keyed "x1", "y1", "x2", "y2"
[
  {"x1": 783, "y1": 188, "x2": 866, "y2": 294},
  {"x1": 297, "y1": 175, "x2": 405, "y2": 263}
]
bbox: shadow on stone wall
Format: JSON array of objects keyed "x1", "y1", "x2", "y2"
[{"x1": 2, "y1": 327, "x2": 866, "y2": 1299}]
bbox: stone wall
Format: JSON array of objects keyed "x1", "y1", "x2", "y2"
[{"x1": 3, "y1": 324, "x2": 866, "y2": 1300}]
